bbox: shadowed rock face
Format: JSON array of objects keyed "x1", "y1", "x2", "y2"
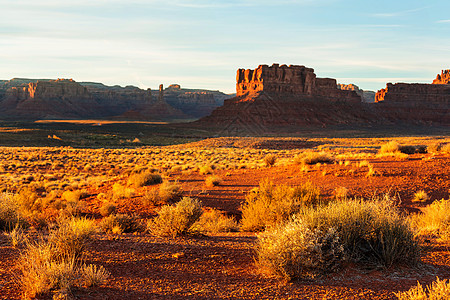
[
  {"x1": 337, "y1": 84, "x2": 375, "y2": 103},
  {"x1": 0, "y1": 79, "x2": 229, "y2": 121}
]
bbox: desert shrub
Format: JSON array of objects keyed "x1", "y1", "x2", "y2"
[
  {"x1": 299, "y1": 196, "x2": 420, "y2": 268},
  {"x1": 112, "y1": 183, "x2": 134, "y2": 199},
  {"x1": 19, "y1": 217, "x2": 97, "y2": 298},
  {"x1": 395, "y1": 277, "x2": 450, "y2": 300},
  {"x1": 409, "y1": 198, "x2": 450, "y2": 241},
  {"x1": 205, "y1": 175, "x2": 222, "y2": 188},
  {"x1": 99, "y1": 202, "x2": 117, "y2": 217},
  {"x1": 199, "y1": 165, "x2": 213, "y2": 175},
  {"x1": 191, "y1": 208, "x2": 238, "y2": 234},
  {"x1": 99, "y1": 213, "x2": 144, "y2": 234},
  {"x1": 0, "y1": 192, "x2": 26, "y2": 230},
  {"x1": 80, "y1": 264, "x2": 110, "y2": 287},
  {"x1": 142, "y1": 189, "x2": 161, "y2": 206},
  {"x1": 333, "y1": 186, "x2": 349, "y2": 201},
  {"x1": 148, "y1": 197, "x2": 202, "y2": 237},
  {"x1": 240, "y1": 179, "x2": 321, "y2": 232},
  {"x1": 427, "y1": 143, "x2": 442, "y2": 154},
  {"x1": 412, "y1": 190, "x2": 429, "y2": 203},
  {"x1": 6, "y1": 223, "x2": 27, "y2": 247},
  {"x1": 127, "y1": 172, "x2": 162, "y2": 187},
  {"x1": 49, "y1": 217, "x2": 97, "y2": 261},
  {"x1": 158, "y1": 181, "x2": 183, "y2": 204},
  {"x1": 256, "y1": 219, "x2": 344, "y2": 280},
  {"x1": 264, "y1": 154, "x2": 277, "y2": 167},
  {"x1": 19, "y1": 241, "x2": 77, "y2": 299},
  {"x1": 441, "y1": 143, "x2": 450, "y2": 154},
  {"x1": 294, "y1": 151, "x2": 333, "y2": 165},
  {"x1": 379, "y1": 141, "x2": 401, "y2": 154}
]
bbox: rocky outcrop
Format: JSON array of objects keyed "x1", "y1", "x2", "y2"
[
  {"x1": 196, "y1": 64, "x2": 373, "y2": 132},
  {"x1": 433, "y1": 70, "x2": 450, "y2": 84},
  {"x1": 235, "y1": 64, "x2": 361, "y2": 104},
  {"x1": 374, "y1": 80, "x2": 450, "y2": 124},
  {"x1": 337, "y1": 83, "x2": 375, "y2": 103}
]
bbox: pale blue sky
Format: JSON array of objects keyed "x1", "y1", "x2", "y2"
[{"x1": 1, "y1": 0, "x2": 449, "y2": 93}]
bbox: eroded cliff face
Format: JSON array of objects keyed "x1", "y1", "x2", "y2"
[
  {"x1": 374, "y1": 71, "x2": 450, "y2": 124},
  {"x1": 337, "y1": 83, "x2": 376, "y2": 103},
  {"x1": 433, "y1": 70, "x2": 450, "y2": 84},
  {"x1": 235, "y1": 64, "x2": 361, "y2": 104}
]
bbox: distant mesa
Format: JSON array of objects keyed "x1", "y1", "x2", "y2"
[
  {"x1": 0, "y1": 78, "x2": 230, "y2": 121},
  {"x1": 197, "y1": 64, "x2": 449, "y2": 130}
]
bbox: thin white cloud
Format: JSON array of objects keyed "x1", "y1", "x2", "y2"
[
  {"x1": 437, "y1": 19, "x2": 450, "y2": 23},
  {"x1": 372, "y1": 7, "x2": 429, "y2": 18}
]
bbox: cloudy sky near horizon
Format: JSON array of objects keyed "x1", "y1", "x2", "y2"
[{"x1": 1, "y1": 0, "x2": 449, "y2": 93}]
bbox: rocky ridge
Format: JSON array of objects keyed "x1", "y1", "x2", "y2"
[{"x1": 0, "y1": 79, "x2": 229, "y2": 121}]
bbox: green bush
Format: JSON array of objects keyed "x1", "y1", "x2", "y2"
[
  {"x1": 148, "y1": 197, "x2": 202, "y2": 237},
  {"x1": 240, "y1": 179, "x2": 321, "y2": 232}
]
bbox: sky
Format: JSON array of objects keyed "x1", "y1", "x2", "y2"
[{"x1": 1, "y1": 0, "x2": 449, "y2": 93}]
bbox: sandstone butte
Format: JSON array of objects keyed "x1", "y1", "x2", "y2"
[{"x1": 197, "y1": 64, "x2": 450, "y2": 129}]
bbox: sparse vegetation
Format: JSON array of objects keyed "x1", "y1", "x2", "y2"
[
  {"x1": 413, "y1": 190, "x2": 429, "y2": 203},
  {"x1": 205, "y1": 175, "x2": 222, "y2": 187},
  {"x1": 99, "y1": 213, "x2": 144, "y2": 234},
  {"x1": 240, "y1": 179, "x2": 321, "y2": 232},
  {"x1": 395, "y1": 277, "x2": 450, "y2": 300},
  {"x1": 148, "y1": 197, "x2": 202, "y2": 237},
  {"x1": 294, "y1": 151, "x2": 334, "y2": 165},
  {"x1": 410, "y1": 198, "x2": 450, "y2": 241},
  {"x1": 264, "y1": 154, "x2": 277, "y2": 167},
  {"x1": 127, "y1": 172, "x2": 162, "y2": 187},
  {"x1": 191, "y1": 208, "x2": 238, "y2": 234}
]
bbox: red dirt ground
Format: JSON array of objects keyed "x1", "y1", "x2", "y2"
[{"x1": 1, "y1": 151, "x2": 449, "y2": 299}]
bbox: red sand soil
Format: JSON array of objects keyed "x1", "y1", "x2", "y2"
[{"x1": 1, "y1": 151, "x2": 449, "y2": 299}]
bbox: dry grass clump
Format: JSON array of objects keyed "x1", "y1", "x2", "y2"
[
  {"x1": 18, "y1": 217, "x2": 101, "y2": 298},
  {"x1": 99, "y1": 202, "x2": 117, "y2": 217},
  {"x1": 99, "y1": 213, "x2": 144, "y2": 234},
  {"x1": 256, "y1": 220, "x2": 344, "y2": 280},
  {"x1": 256, "y1": 196, "x2": 420, "y2": 281},
  {"x1": 441, "y1": 143, "x2": 450, "y2": 154},
  {"x1": 148, "y1": 197, "x2": 202, "y2": 237},
  {"x1": 0, "y1": 192, "x2": 26, "y2": 230},
  {"x1": 112, "y1": 183, "x2": 134, "y2": 199},
  {"x1": 240, "y1": 179, "x2": 321, "y2": 232},
  {"x1": 80, "y1": 264, "x2": 110, "y2": 287},
  {"x1": 300, "y1": 196, "x2": 420, "y2": 268},
  {"x1": 333, "y1": 186, "x2": 349, "y2": 201},
  {"x1": 395, "y1": 277, "x2": 450, "y2": 300},
  {"x1": 409, "y1": 198, "x2": 450, "y2": 241},
  {"x1": 205, "y1": 175, "x2": 222, "y2": 188},
  {"x1": 127, "y1": 172, "x2": 162, "y2": 187},
  {"x1": 199, "y1": 165, "x2": 213, "y2": 175},
  {"x1": 264, "y1": 154, "x2": 277, "y2": 167},
  {"x1": 377, "y1": 141, "x2": 410, "y2": 159},
  {"x1": 294, "y1": 151, "x2": 334, "y2": 165},
  {"x1": 412, "y1": 190, "x2": 429, "y2": 203},
  {"x1": 427, "y1": 143, "x2": 442, "y2": 154},
  {"x1": 191, "y1": 208, "x2": 238, "y2": 234},
  {"x1": 158, "y1": 181, "x2": 183, "y2": 204}
]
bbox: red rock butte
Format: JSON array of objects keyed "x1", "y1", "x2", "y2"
[{"x1": 235, "y1": 64, "x2": 361, "y2": 104}]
